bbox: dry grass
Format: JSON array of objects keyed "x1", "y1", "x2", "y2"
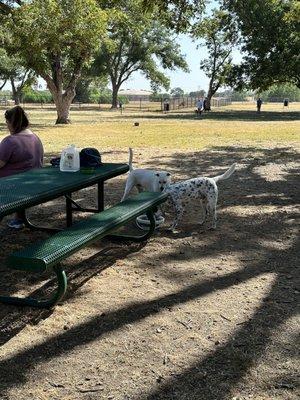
[{"x1": 1, "y1": 102, "x2": 299, "y2": 154}]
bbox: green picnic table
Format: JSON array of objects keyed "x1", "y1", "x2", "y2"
[
  {"x1": 0, "y1": 163, "x2": 129, "y2": 230},
  {"x1": 0, "y1": 164, "x2": 168, "y2": 308}
]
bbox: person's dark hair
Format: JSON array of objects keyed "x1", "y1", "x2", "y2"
[{"x1": 4, "y1": 106, "x2": 29, "y2": 134}]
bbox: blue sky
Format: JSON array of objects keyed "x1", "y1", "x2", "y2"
[
  {"x1": 122, "y1": 32, "x2": 242, "y2": 94},
  {"x1": 123, "y1": 0, "x2": 236, "y2": 94}
]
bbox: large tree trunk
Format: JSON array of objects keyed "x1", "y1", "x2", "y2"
[
  {"x1": 42, "y1": 56, "x2": 82, "y2": 124},
  {"x1": 52, "y1": 89, "x2": 75, "y2": 124},
  {"x1": 13, "y1": 94, "x2": 21, "y2": 106},
  {"x1": 206, "y1": 78, "x2": 220, "y2": 111},
  {"x1": 111, "y1": 81, "x2": 120, "y2": 109},
  {"x1": 206, "y1": 92, "x2": 212, "y2": 111},
  {"x1": 44, "y1": 62, "x2": 76, "y2": 124},
  {"x1": 10, "y1": 79, "x2": 21, "y2": 105}
]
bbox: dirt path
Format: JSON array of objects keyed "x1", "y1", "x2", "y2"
[{"x1": 0, "y1": 145, "x2": 299, "y2": 400}]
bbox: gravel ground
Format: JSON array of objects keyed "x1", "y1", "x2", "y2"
[{"x1": 0, "y1": 144, "x2": 299, "y2": 400}]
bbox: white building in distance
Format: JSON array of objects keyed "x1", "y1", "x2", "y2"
[{"x1": 119, "y1": 89, "x2": 153, "y2": 101}]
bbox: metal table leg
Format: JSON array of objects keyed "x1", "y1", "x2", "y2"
[
  {"x1": 0, "y1": 265, "x2": 67, "y2": 309},
  {"x1": 98, "y1": 181, "x2": 104, "y2": 211},
  {"x1": 107, "y1": 209, "x2": 156, "y2": 242}
]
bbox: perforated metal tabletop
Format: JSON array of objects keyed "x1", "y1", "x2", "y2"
[{"x1": 0, "y1": 163, "x2": 129, "y2": 219}]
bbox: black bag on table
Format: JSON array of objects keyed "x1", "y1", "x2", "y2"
[
  {"x1": 50, "y1": 157, "x2": 60, "y2": 167},
  {"x1": 80, "y1": 148, "x2": 102, "y2": 168}
]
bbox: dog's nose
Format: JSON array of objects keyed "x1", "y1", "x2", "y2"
[{"x1": 160, "y1": 187, "x2": 164, "y2": 191}]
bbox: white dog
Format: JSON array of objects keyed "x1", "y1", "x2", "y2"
[
  {"x1": 163, "y1": 163, "x2": 236, "y2": 231},
  {"x1": 121, "y1": 148, "x2": 171, "y2": 201}
]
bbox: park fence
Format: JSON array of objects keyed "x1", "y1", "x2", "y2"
[
  {"x1": 0, "y1": 93, "x2": 232, "y2": 112},
  {"x1": 158, "y1": 96, "x2": 231, "y2": 111},
  {"x1": 124, "y1": 96, "x2": 232, "y2": 112}
]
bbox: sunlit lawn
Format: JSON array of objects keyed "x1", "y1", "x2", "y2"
[{"x1": 0, "y1": 102, "x2": 299, "y2": 153}]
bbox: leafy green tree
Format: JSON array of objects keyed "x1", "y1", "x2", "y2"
[
  {"x1": 193, "y1": 10, "x2": 238, "y2": 108},
  {"x1": 2, "y1": 0, "x2": 206, "y2": 30},
  {"x1": 74, "y1": 75, "x2": 108, "y2": 103},
  {"x1": 142, "y1": 0, "x2": 205, "y2": 31},
  {"x1": 0, "y1": 48, "x2": 9, "y2": 89},
  {"x1": 22, "y1": 88, "x2": 53, "y2": 103},
  {"x1": 93, "y1": 1, "x2": 189, "y2": 108},
  {"x1": 170, "y1": 87, "x2": 185, "y2": 97},
  {"x1": 4, "y1": 0, "x2": 107, "y2": 123},
  {"x1": 217, "y1": 89, "x2": 249, "y2": 101},
  {"x1": 10, "y1": 68, "x2": 35, "y2": 105},
  {"x1": 223, "y1": 0, "x2": 300, "y2": 90},
  {"x1": 149, "y1": 92, "x2": 170, "y2": 102},
  {"x1": 189, "y1": 90, "x2": 206, "y2": 97},
  {"x1": 260, "y1": 83, "x2": 300, "y2": 102},
  {"x1": 0, "y1": 48, "x2": 35, "y2": 103}
]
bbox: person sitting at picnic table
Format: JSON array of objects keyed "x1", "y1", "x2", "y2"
[{"x1": 0, "y1": 106, "x2": 44, "y2": 229}]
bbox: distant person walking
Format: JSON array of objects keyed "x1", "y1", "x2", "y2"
[
  {"x1": 196, "y1": 98, "x2": 203, "y2": 115},
  {"x1": 163, "y1": 98, "x2": 170, "y2": 112},
  {"x1": 256, "y1": 97, "x2": 262, "y2": 113}
]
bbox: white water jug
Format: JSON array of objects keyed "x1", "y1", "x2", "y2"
[{"x1": 59, "y1": 144, "x2": 80, "y2": 172}]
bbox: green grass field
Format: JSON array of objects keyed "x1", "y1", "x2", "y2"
[{"x1": 0, "y1": 102, "x2": 299, "y2": 153}]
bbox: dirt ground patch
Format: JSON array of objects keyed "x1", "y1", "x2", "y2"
[{"x1": 0, "y1": 144, "x2": 299, "y2": 400}]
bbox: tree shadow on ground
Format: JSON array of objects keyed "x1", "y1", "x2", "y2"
[
  {"x1": 0, "y1": 240, "x2": 146, "y2": 346},
  {"x1": 0, "y1": 235, "x2": 298, "y2": 399},
  {"x1": 0, "y1": 146, "x2": 298, "y2": 399}
]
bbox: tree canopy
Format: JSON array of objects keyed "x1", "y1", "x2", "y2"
[
  {"x1": 223, "y1": 0, "x2": 300, "y2": 90},
  {"x1": 142, "y1": 0, "x2": 205, "y2": 31},
  {"x1": 3, "y1": 0, "x2": 107, "y2": 123},
  {"x1": 92, "y1": 1, "x2": 189, "y2": 107},
  {"x1": 193, "y1": 9, "x2": 238, "y2": 103},
  {"x1": 260, "y1": 83, "x2": 300, "y2": 102}
]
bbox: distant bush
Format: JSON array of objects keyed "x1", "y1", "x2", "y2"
[
  {"x1": 22, "y1": 89, "x2": 53, "y2": 103},
  {"x1": 260, "y1": 84, "x2": 300, "y2": 102},
  {"x1": 216, "y1": 90, "x2": 249, "y2": 101},
  {"x1": 97, "y1": 93, "x2": 128, "y2": 104},
  {"x1": 230, "y1": 91, "x2": 248, "y2": 101},
  {"x1": 98, "y1": 91, "x2": 112, "y2": 104},
  {"x1": 189, "y1": 90, "x2": 206, "y2": 98}
]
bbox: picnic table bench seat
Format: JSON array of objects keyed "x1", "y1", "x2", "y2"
[{"x1": 0, "y1": 191, "x2": 168, "y2": 309}]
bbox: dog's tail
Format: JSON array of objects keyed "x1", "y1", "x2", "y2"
[
  {"x1": 212, "y1": 163, "x2": 236, "y2": 183},
  {"x1": 128, "y1": 147, "x2": 133, "y2": 171}
]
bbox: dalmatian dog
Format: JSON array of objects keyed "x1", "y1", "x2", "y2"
[
  {"x1": 121, "y1": 148, "x2": 171, "y2": 201},
  {"x1": 163, "y1": 163, "x2": 236, "y2": 231}
]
